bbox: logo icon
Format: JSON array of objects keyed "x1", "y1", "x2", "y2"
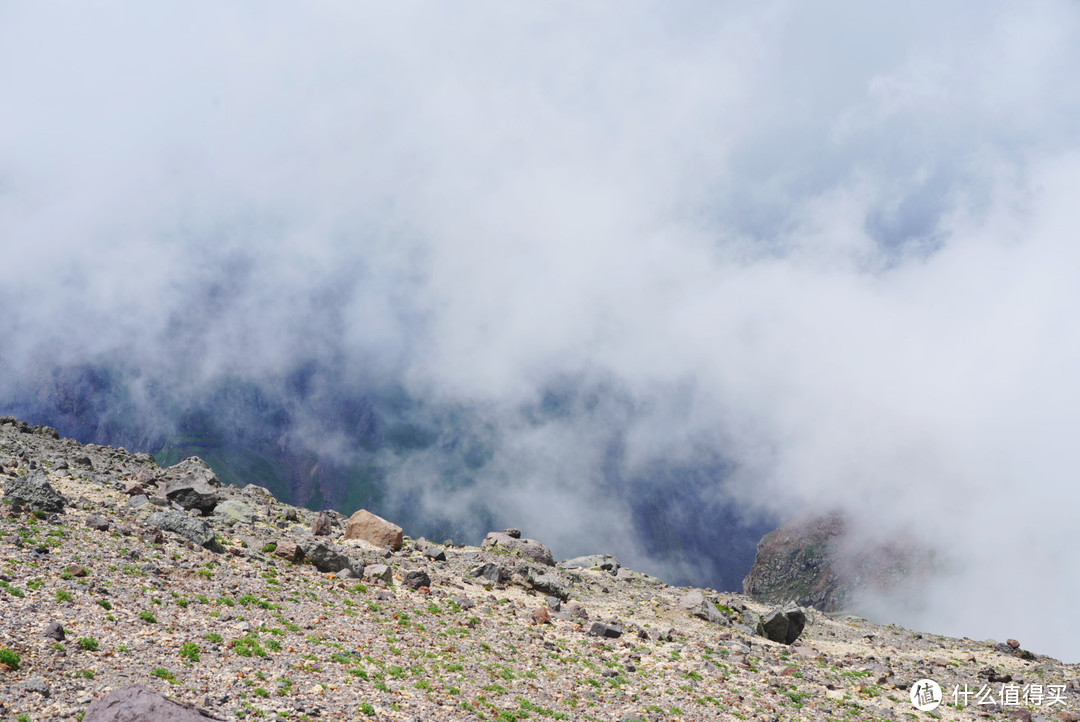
[{"x1": 911, "y1": 678, "x2": 942, "y2": 711}]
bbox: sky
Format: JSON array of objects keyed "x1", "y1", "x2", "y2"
[{"x1": 3, "y1": 1, "x2": 1080, "y2": 661}]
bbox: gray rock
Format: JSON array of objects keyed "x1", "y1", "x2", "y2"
[
  {"x1": 758, "y1": 602, "x2": 807, "y2": 644},
  {"x1": 691, "y1": 599, "x2": 726, "y2": 624},
  {"x1": 402, "y1": 570, "x2": 431, "y2": 590},
  {"x1": 3, "y1": 469, "x2": 66, "y2": 513},
  {"x1": 125, "y1": 494, "x2": 150, "y2": 509},
  {"x1": 43, "y1": 621, "x2": 65, "y2": 640},
  {"x1": 365, "y1": 563, "x2": 393, "y2": 584},
  {"x1": 469, "y1": 562, "x2": 510, "y2": 584},
  {"x1": 559, "y1": 554, "x2": 621, "y2": 573},
  {"x1": 85, "y1": 514, "x2": 111, "y2": 531},
  {"x1": 162, "y1": 457, "x2": 222, "y2": 514},
  {"x1": 22, "y1": 676, "x2": 51, "y2": 697},
  {"x1": 504, "y1": 528, "x2": 522, "y2": 539},
  {"x1": 588, "y1": 622, "x2": 623, "y2": 638},
  {"x1": 520, "y1": 566, "x2": 570, "y2": 600},
  {"x1": 423, "y1": 545, "x2": 447, "y2": 562},
  {"x1": 213, "y1": 499, "x2": 255, "y2": 526},
  {"x1": 482, "y1": 531, "x2": 554, "y2": 566},
  {"x1": 84, "y1": 684, "x2": 223, "y2": 721},
  {"x1": 301, "y1": 540, "x2": 355, "y2": 574},
  {"x1": 145, "y1": 511, "x2": 222, "y2": 551}
]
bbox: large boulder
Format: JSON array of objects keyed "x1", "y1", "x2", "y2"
[
  {"x1": 83, "y1": 685, "x2": 223, "y2": 721},
  {"x1": 4, "y1": 469, "x2": 66, "y2": 513},
  {"x1": 482, "y1": 532, "x2": 554, "y2": 566},
  {"x1": 146, "y1": 511, "x2": 222, "y2": 552},
  {"x1": 162, "y1": 457, "x2": 223, "y2": 514},
  {"x1": 758, "y1": 602, "x2": 807, "y2": 644},
  {"x1": 344, "y1": 509, "x2": 403, "y2": 551}
]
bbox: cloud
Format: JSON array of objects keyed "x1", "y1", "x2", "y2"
[{"x1": 2, "y1": 0, "x2": 1080, "y2": 659}]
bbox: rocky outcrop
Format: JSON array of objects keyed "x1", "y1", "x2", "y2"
[
  {"x1": 743, "y1": 511, "x2": 933, "y2": 613},
  {"x1": 83, "y1": 685, "x2": 223, "y2": 721},
  {"x1": 344, "y1": 508, "x2": 403, "y2": 550},
  {"x1": 481, "y1": 531, "x2": 554, "y2": 566}
]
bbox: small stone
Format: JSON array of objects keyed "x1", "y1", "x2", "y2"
[
  {"x1": 43, "y1": 621, "x2": 65, "y2": 640},
  {"x1": 274, "y1": 540, "x2": 304, "y2": 563},
  {"x1": 588, "y1": 622, "x2": 623, "y2": 638},
  {"x1": 22, "y1": 676, "x2": 51, "y2": 697},
  {"x1": 64, "y1": 564, "x2": 89, "y2": 577},
  {"x1": 531, "y1": 607, "x2": 552, "y2": 625},
  {"x1": 504, "y1": 528, "x2": 522, "y2": 539},
  {"x1": 365, "y1": 564, "x2": 393, "y2": 584},
  {"x1": 402, "y1": 570, "x2": 431, "y2": 590},
  {"x1": 85, "y1": 514, "x2": 110, "y2": 531},
  {"x1": 423, "y1": 545, "x2": 447, "y2": 562},
  {"x1": 1007, "y1": 638, "x2": 1020, "y2": 649}
]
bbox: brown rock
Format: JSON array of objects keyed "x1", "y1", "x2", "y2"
[
  {"x1": 312, "y1": 511, "x2": 333, "y2": 537},
  {"x1": 63, "y1": 565, "x2": 88, "y2": 577},
  {"x1": 274, "y1": 540, "x2": 304, "y2": 562},
  {"x1": 83, "y1": 685, "x2": 223, "y2": 721},
  {"x1": 344, "y1": 509, "x2": 403, "y2": 551},
  {"x1": 532, "y1": 607, "x2": 552, "y2": 625},
  {"x1": 1007, "y1": 638, "x2": 1020, "y2": 649}
]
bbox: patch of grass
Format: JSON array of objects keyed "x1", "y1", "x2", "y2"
[
  {"x1": 55, "y1": 589, "x2": 74, "y2": 602},
  {"x1": 27, "y1": 578, "x2": 44, "y2": 591},
  {"x1": 0, "y1": 581, "x2": 25, "y2": 598},
  {"x1": 77, "y1": 637, "x2": 99, "y2": 652},
  {"x1": 180, "y1": 642, "x2": 200, "y2": 662},
  {"x1": 360, "y1": 701, "x2": 376, "y2": 716},
  {"x1": 233, "y1": 635, "x2": 267, "y2": 658},
  {"x1": 96, "y1": 599, "x2": 113, "y2": 610},
  {"x1": 0, "y1": 648, "x2": 21, "y2": 669},
  {"x1": 205, "y1": 633, "x2": 223, "y2": 644},
  {"x1": 138, "y1": 611, "x2": 157, "y2": 624},
  {"x1": 152, "y1": 667, "x2": 178, "y2": 684}
]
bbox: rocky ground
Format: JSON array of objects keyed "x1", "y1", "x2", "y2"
[{"x1": 0, "y1": 416, "x2": 1078, "y2": 721}]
